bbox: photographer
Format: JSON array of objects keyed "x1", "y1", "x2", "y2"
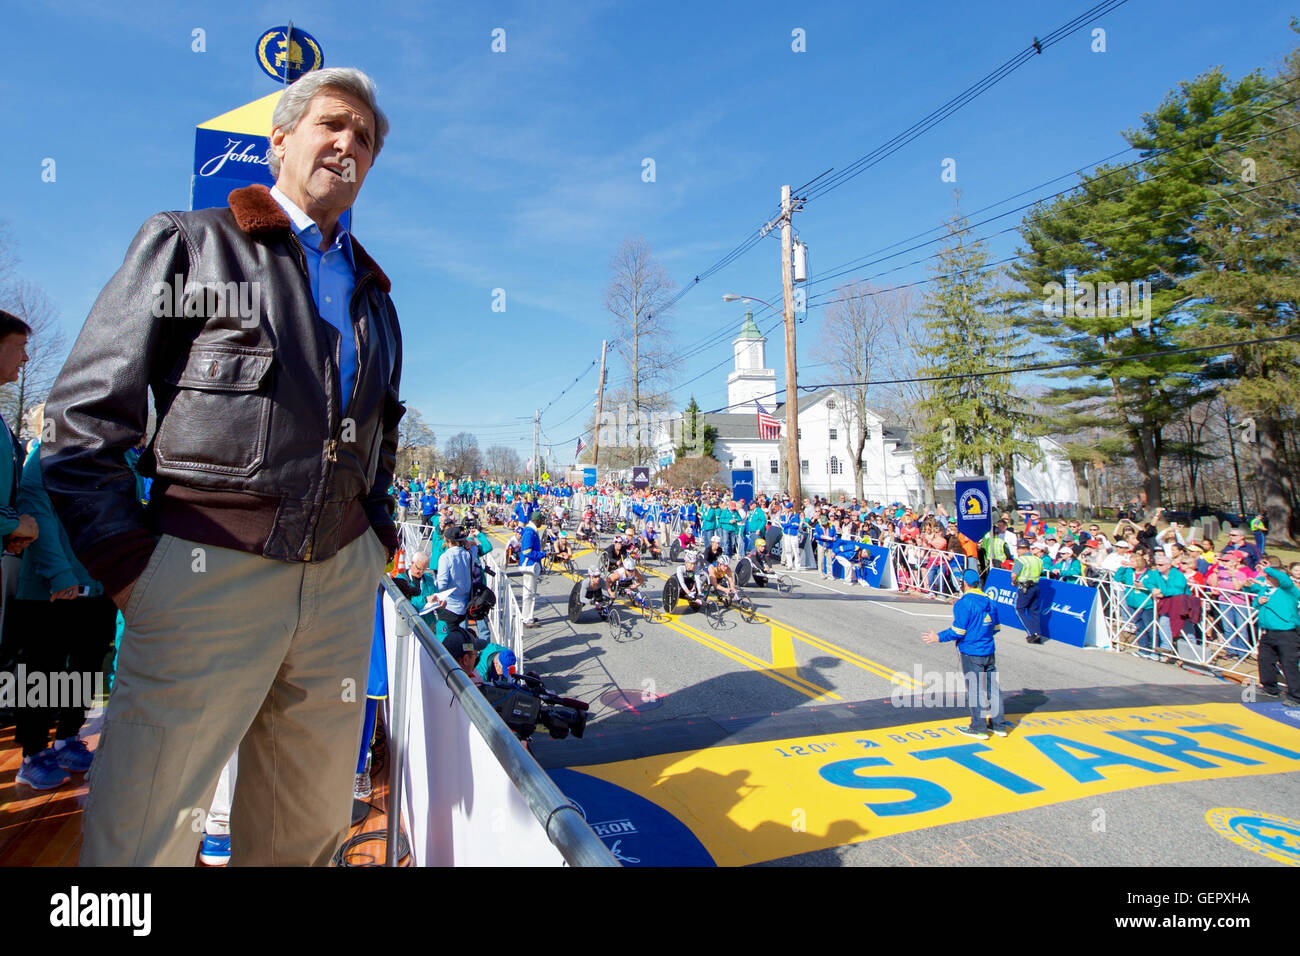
[{"x1": 434, "y1": 524, "x2": 474, "y2": 637}]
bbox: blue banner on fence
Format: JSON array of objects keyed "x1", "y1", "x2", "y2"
[
  {"x1": 857, "y1": 544, "x2": 891, "y2": 588},
  {"x1": 583, "y1": 467, "x2": 597, "y2": 488},
  {"x1": 955, "y1": 477, "x2": 992, "y2": 543},
  {"x1": 731, "y1": 469, "x2": 754, "y2": 505},
  {"x1": 982, "y1": 569, "x2": 1095, "y2": 648}
]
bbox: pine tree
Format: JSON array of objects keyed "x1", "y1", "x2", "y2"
[{"x1": 916, "y1": 197, "x2": 1038, "y2": 506}]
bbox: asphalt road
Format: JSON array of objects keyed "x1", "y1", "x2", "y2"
[{"x1": 493, "y1": 536, "x2": 1300, "y2": 867}]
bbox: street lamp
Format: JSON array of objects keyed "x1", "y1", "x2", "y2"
[{"x1": 723, "y1": 292, "x2": 801, "y2": 505}]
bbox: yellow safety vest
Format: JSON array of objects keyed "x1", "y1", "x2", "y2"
[{"x1": 1015, "y1": 554, "x2": 1042, "y2": 584}]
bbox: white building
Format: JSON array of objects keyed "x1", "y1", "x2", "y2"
[{"x1": 654, "y1": 313, "x2": 1078, "y2": 508}]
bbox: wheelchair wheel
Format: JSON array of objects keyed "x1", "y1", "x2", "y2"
[
  {"x1": 736, "y1": 593, "x2": 758, "y2": 624},
  {"x1": 662, "y1": 577, "x2": 680, "y2": 614},
  {"x1": 567, "y1": 581, "x2": 583, "y2": 623},
  {"x1": 607, "y1": 606, "x2": 627, "y2": 639},
  {"x1": 703, "y1": 595, "x2": 724, "y2": 629},
  {"x1": 734, "y1": 557, "x2": 753, "y2": 589},
  {"x1": 599, "y1": 551, "x2": 612, "y2": 573},
  {"x1": 669, "y1": 539, "x2": 683, "y2": 561},
  {"x1": 776, "y1": 573, "x2": 793, "y2": 594}
]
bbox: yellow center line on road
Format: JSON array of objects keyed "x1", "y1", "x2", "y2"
[
  {"x1": 479, "y1": 527, "x2": 918, "y2": 692},
  {"x1": 634, "y1": 563, "x2": 920, "y2": 692}
]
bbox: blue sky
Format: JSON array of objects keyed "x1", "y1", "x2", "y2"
[{"x1": 1, "y1": 0, "x2": 1294, "y2": 462}]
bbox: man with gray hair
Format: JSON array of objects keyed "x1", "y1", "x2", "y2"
[{"x1": 42, "y1": 67, "x2": 403, "y2": 866}]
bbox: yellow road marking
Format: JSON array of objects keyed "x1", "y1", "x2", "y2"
[{"x1": 572, "y1": 702, "x2": 1300, "y2": 866}]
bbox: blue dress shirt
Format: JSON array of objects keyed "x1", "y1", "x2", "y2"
[{"x1": 270, "y1": 186, "x2": 358, "y2": 411}]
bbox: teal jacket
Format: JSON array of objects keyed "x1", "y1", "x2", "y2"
[
  {"x1": 721, "y1": 508, "x2": 741, "y2": 533},
  {"x1": 0, "y1": 416, "x2": 23, "y2": 537},
  {"x1": 1141, "y1": 567, "x2": 1188, "y2": 597},
  {"x1": 393, "y1": 569, "x2": 439, "y2": 610},
  {"x1": 1244, "y1": 567, "x2": 1300, "y2": 632},
  {"x1": 701, "y1": 507, "x2": 719, "y2": 533},
  {"x1": 1113, "y1": 566, "x2": 1154, "y2": 610},
  {"x1": 745, "y1": 507, "x2": 767, "y2": 534},
  {"x1": 15, "y1": 441, "x2": 105, "y2": 601}
]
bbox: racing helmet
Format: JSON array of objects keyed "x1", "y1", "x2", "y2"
[
  {"x1": 587, "y1": 566, "x2": 602, "y2": 577},
  {"x1": 622, "y1": 556, "x2": 637, "y2": 570}
]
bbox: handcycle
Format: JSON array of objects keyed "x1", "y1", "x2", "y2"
[
  {"x1": 699, "y1": 578, "x2": 757, "y2": 627},
  {"x1": 734, "y1": 555, "x2": 792, "y2": 594}
]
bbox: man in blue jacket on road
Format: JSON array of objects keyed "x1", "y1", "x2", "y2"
[{"x1": 923, "y1": 568, "x2": 1010, "y2": 740}]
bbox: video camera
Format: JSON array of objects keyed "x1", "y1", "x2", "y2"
[{"x1": 480, "y1": 670, "x2": 589, "y2": 742}]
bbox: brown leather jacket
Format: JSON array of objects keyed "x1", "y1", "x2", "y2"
[{"x1": 42, "y1": 185, "x2": 404, "y2": 595}]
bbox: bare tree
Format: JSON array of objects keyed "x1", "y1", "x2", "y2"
[
  {"x1": 876, "y1": 294, "x2": 939, "y2": 507},
  {"x1": 395, "y1": 405, "x2": 436, "y2": 480},
  {"x1": 815, "y1": 282, "x2": 908, "y2": 501},
  {"x1": 443, "y1": 432, "x2": 481, "y2": 477},
  {"x1": 605, "y1": 237, "x2": 675, "y2": 466},
  {"x1": 0, "y1": 278, "x2": 67, "y2": 433},
  {"x1": 484, "y1": 444, "x2": 522, "y2": 477}
]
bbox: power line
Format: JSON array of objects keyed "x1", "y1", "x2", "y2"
[
  {"x1": 806, "y1": 170, "x2": 1300, "y2": 310},
  {"x1": 693, "y1": 333, "x2": 1300, "y2": 416},
  {"x1": 803, "y1": 0, "x2": 1131, "y2": 205},
  {"x1": 649, "y1": 3, "x2": 1129, "y2": 319},
  {"x1": 805, "y1": 97, "x2": 1300, "y2": 294}
]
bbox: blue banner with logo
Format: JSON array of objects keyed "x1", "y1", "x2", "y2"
[
  {"x1": 982, "y1": 569, "x2": 1094, "y2": 648},
  {"x1": 583, "y1": 467, "x2": 597, "y2": 488},
  {"x1": 731, "y1": 469, "x2": 754, "y2": 505},
  {"x1": 857, "y1": 544, "x2": 891, "y2": 588},
  {"x1": 632, "y1": 466, "x2": 650, "y2": 490},
  {"x1": 955, "y1": 477, "x2": 992, "y2": 543}
]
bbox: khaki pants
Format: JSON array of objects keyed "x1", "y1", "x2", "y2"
[{"x1": 80, "y1": 529, "x2": 387, "y2": 866}]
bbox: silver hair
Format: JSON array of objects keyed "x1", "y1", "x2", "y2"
[
  {"x1": 414, "y1": 549, "x2": 432, "y2": 563},
  {"x1": 267, "y1": 67, "x2": 389, "y2": 178}
]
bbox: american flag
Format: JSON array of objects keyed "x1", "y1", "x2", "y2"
[
  {"x1": 575, "y1": 436, "x2": 587, "y2": 457},
  {"x1": 756, "y1": 401, "x2": 781, "y2": 440}
]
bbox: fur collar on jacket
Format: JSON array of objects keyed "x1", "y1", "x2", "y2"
[{"x1": 227, "y1": 184, "x2": 391, "y2": 293}]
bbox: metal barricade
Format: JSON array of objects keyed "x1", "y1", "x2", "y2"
[
  {"x1": 1103, "y1": 576, "x2": 1260, "y2": 676},
  {"x1": 888, "y1": 541, "x2": 964, "y2": 599},
  {"x1": 379, "y1": 576, "x2": 617, "y2": 867}
]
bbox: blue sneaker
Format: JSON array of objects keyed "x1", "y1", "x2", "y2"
[
  {"x1": 54, "y1": 737, "x2": 93, "y2": 773},
  {"x1": 16, "y1": 749, "x2": 71, "y2": 790},
  {"x1": 199, "y1": 834, "x2": 231, "y2": 866}
]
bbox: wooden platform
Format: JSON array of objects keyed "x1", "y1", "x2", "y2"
[{"x1": 0, "y1": 706, "x2": 405, "y2": 867}]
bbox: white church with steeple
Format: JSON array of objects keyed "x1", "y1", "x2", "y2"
[
  {"x1": 648, "y1": 311, "x2": 1078, "y2": 509},
  {"x1": 725, "y1": 311, "x2": 777, "y2": 412}
]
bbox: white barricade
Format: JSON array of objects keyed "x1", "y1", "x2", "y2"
[
  {"x1": 380, "y1": 590, "x2": 605, "y2": 866},
  {"x1": 1103, "y1": 576, "x2": 1260, "y2": 676},
  {"x1": 889, "y1": 540, "x2": 968, "y2": 599}
]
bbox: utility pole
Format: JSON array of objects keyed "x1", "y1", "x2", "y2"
[
  {"x1": 780, "y1": 184, "x2": 802, "y2": 505},
  {"x1": 533, "y1": 409, "x2": 540, "y2": 483},
  {"x1": 593, "y1": 339, "x2": 608, "y2": 474}
]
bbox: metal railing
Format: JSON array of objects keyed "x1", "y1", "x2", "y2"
[
  {"x1": 380, "y1": 575, "x2": 618, "y2": 867},
  {"x1": 889, "y1": 540, "x2": 967, "y2": 598},
  {"x1": 1102, "y1": 576, "x2": 1260, "y2": 676}
]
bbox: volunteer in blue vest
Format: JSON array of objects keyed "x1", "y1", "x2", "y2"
[
  {"x1": 519, "y1": 512, "x2": 546, "y2": 628},
  {"x1": 1011, "y1": 538, "x2": 1045, "y2": 644},
  {"x1": 923, "y1": 568, "x2": 1010, "y2": 739}
]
